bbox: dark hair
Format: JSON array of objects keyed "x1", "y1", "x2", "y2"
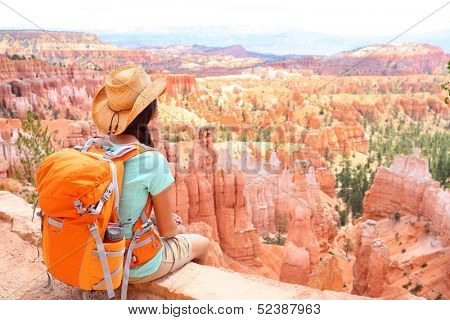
[{"x1": 122, "y1": 99, "x2": 157, "y2": 147}]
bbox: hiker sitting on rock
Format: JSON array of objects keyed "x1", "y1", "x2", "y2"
[{"x1": 92, "y1": 64, "x2": 210, "y2": 283}]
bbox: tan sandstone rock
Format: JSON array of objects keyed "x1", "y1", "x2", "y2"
[{"x1": 352, "y1": 220, "x2": 390, "y2": 297}]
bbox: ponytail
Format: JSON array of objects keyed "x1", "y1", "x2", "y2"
[
  {"x1": 122, "y1": 99, "x2": 157, "y2": 147},
  {"x1": 136, "y1": 122, "x2": 154, "y2": 147}
]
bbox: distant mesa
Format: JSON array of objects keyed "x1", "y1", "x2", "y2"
[
  {"x1": 0, "y1": 29, "x2": 118, "y2": 54},
  {"x1": 193, "y1": 44, "x2": 253, "y2": 58},
  {"x1": 339, "y1": 43, "x2": 446, "y2": 58},
  {"x1": 0, "y1": 30, "x2": 448, "y2": 76}
]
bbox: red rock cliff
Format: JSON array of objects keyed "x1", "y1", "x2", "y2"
[{"x1": 363, "y1": 150, "x2": 450, "y2": 244}]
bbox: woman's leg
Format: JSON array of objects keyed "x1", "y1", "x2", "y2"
[
  {"x1": 129, "y1": 233, "x2": 210, "y2": 284},
  {"x1": 182, "y1": 233, "x2": 210, "y2": 265}
]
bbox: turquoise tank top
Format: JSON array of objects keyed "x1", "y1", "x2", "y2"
[{"x1": 104, "y1": 142, "x2": 174, "y2": 278}]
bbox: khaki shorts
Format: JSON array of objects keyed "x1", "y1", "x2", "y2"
[{"x1": 129, "y1": 234, "x2": 192, "y2": 284}]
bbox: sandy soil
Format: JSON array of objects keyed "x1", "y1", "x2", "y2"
[{"x1": 0, "y1": 221, "x2": 80, "y2": 299}]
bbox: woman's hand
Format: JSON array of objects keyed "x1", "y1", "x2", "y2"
[
  {"x1": 172, "y1": 213, "x2": 182, "y2": 225},
  {"x1": 172, "y1": 213, "x2": 186, "y2": 234}
]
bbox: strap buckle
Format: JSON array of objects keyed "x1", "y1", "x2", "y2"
[
  {"x1": 87, "y1": 183, "x2": 114, "y2": 215},
  {"x1": 73, "y1": 199, "x2": 86, "y2": 215},
  {"x1": 102, "y1": 183, "x2": 114, "y2": 202},
  {"x1": 152, "y1": 239, "x2": 159, "y2": 249}
]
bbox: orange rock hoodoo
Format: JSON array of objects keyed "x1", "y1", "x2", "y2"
[
  {"x1": 162, "y1": 127, "x2": 262, "y2": 266},
  {"x1": 303, "y1": 125, "x2": 369, "y2": 156},
  {"x1": 0, "y1": 55, "x2": 103, "y2": 120},
  {"x1": 357, "y1": 152, "x2": 449, "y2": 299},
  {"x1": 352, "y1": 220, "x2": 390, "y2": 297},
  {"x1": 279, "y1": 167, "x2": 339, "y2": 285},
  {"x1": 363, "y1": 150, "x2": 450, "y2": 245},
  {"x1": 154, "y1": 73, "x2": 198, "y2": 99}
]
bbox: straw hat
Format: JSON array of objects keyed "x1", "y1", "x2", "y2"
[{"x1": 92, "y1": 64, "x2": 166, "y2": 135}]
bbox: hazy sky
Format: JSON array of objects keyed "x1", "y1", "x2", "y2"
[{"x1": 0, "y1": 0, "x2": 449, "y2": 36}]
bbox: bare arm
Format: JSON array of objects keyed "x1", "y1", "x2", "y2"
[{"x1": 152, "y1": 184, "x2": 183, "y2": 238}]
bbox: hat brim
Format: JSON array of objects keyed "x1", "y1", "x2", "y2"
[{"x1": 92, "y1": 77, "x2": 167, "y2": 135}]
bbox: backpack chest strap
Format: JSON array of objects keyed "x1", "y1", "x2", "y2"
[{"x1": 132, "y1": 197, "x2": 153, "y2": 233}]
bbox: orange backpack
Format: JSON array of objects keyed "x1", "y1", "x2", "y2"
[{"x1": 35, "y1": 137, "x2": 163, "y2": 299}]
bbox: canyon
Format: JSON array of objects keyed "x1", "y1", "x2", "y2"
[{"x1": 0, "y1": 30, "x2": 449, "y2": 300}]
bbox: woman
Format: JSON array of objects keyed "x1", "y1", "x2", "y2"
[{"x1": 91, "y1": 64, "x2": 210, "y2": 284}]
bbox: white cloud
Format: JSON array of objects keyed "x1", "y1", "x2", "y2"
[{"x1": 0, "y1": 0, "x2": 448, "y2": 36}]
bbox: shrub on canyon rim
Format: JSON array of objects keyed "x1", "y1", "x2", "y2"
[{"x1": 15, "y1": 110, "x2": 54, "y2": 185}]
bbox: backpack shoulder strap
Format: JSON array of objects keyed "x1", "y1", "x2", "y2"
[
  {"x1": 111, "y1": 143, "x2": 156, "y2": 163},
  {"x1": 78, "y1": 138, "x2": 155, "y2": 161}
]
